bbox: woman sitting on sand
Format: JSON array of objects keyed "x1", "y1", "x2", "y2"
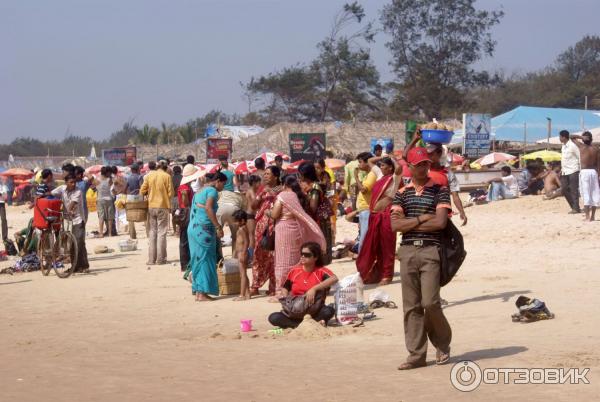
[
  {"x1": 268, "y1": 242, "x2": 338, "y2": 329},
  {"x1": 188, "y1": 172, "x2": 226, "y2": 301},
  {"x1": 267, "y1": 176, "x2": 326, "y2": 300}
]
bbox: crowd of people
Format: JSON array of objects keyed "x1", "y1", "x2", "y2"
[
  {"x1": 2, "y1": 127, "x2": 598, "y2": 371},
  {"x1": 478, "y1": 130, "x2": 600, "y2": 222}
]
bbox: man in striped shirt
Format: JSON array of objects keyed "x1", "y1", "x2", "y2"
[{"x1": 391, "y1": 147, "x2": 452, "y2": 370}]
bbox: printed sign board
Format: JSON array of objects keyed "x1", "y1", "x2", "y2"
[
  {"x1": 463, "y1": 113, "x2": 491, "y2": 158},
  {"x1": 206, "y1": 138, "x2": 233, "y2": 163},
  {"x1": 289, "y1": 133, "x2": 327, "y2": 162},
  {"x1": 102, "y1": 146, "x2": 137, "y2": 166},
  {"x1": 370, "y1": 138, "x2": 394, "y2": 154}
]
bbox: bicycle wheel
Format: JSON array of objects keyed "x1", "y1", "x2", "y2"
[
  {"x1": 38, "y1": 231, "x2": 55, "y2": 276},
  {"x1": 53, "y1": 231, "x2": 78, "y2": 278}
]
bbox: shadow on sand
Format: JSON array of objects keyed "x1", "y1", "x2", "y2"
[
  {"x1": 451, "y1": 346, "x2": 529, "y2": 363},
  {"x1": 444, "y1": 290, "x2": 531, "y2": 309},
  {"x1": 0, "y1": 279, "x2": 33, "y2": 285}
]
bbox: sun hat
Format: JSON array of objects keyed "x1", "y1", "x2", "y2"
[{"x1": 181, "y1": 164, "x2": 202, "y2": 185}]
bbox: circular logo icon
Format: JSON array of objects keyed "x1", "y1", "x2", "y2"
[{"x1": 450, "y1": 360, "x2": 482, "y2": 392}]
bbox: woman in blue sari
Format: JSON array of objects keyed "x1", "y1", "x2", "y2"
[{"x1": 188, "y1": 172, "x2": 227, "y2": 301}]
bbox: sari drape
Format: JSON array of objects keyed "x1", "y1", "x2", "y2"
[
  {"x1": 188, "y1": 187, "x2": 219, "y2": 295},
  {"x1": 251, "y1": 186, "x2": 281, "y2": 293},
  {"x1": 356, "y1": 174, "x2": 397, "y2": 284},
  {"x1": 274, "y1": 191, "x2": 326, "y2": 290}
]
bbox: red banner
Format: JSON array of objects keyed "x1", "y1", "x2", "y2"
[{"x1": 206, "y1": 138, "x2": 233, "y2": 163}]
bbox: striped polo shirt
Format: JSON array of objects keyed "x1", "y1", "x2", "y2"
[{"x1": 392, "y1": 179, "x2": 451, "y2": 244}]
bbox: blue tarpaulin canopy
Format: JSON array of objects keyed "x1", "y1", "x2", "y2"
[{"x1": 453, "y1": 106, "x2": 600, "y2": 143}]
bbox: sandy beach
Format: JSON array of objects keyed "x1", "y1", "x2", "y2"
[{"x1": 1, "y1": 195, "x2": 599, "y2": 401}]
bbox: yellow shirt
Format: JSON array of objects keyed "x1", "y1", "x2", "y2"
[
  {"x1": 344, "y1": 160, "x2": 367, "y2": 193},
  {"x1": 356, "y1": 171, "x2": 377, "y2": 211},
  {"x1": 325, "y1": 167, "x2": 336, "y2": 183},
  {"x1": 140, "y1": 170, "x2": 174, "y2": 209}
]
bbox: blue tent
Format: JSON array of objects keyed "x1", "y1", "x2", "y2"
[{"x1": 490, "y1": 106, "x2": 600, "y2": 142}]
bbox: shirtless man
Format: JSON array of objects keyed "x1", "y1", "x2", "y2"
[
  {"x1": 571, "y1": 132, "x2": 600, "y2": 221},
  {"x1": 543, "y1": 163, "x2": 562, "y2": 200},
  {"x1": 244, "y1": 175, "x2": 261, "y2": 254},
  {"x1": 232, "y1": 210, "x2": 251, "y2": 300}
]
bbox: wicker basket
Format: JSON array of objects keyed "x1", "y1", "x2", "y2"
[
  {"x1": 217, "y1": 259, "x2": 241, "y2": 295},
  {"x1": 125, "y1": 200, "x2": 148, "y2": 222}
]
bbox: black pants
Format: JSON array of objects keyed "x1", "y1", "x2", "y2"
[
  {"x1": 72, "y1": 222, "x2": 89, "y2": 271},
  {"x1": 268, "y1": 305, "x2": 335, "y2": 329},
  {"x1": 522, "y1": 179, "x2": 544, "y2": 195},
  {"x1": 0, "y1": 203, "x2": 7, "y2": 241},
  {"x1": 179, "y1": 218, "x2": 190, "y2": 271},
  {"x1": 560, "y1": 172, "x2": 581, "y2": 212}
]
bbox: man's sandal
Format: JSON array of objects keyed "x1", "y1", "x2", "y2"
[
  {"x1": 436, "y1": 349, "x2": 450, "y2": 365},
  {"x1": 397, "y1": 361, "x2": 427, "y2": 370}
]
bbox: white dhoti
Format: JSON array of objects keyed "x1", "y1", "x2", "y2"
[{"x1": 579, "y1": 169, "x2": 600, "y2": 207}]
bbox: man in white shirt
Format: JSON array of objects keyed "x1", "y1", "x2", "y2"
[
  {"x1": 559, "y1": 130, "x2": 581, "y2": 214},
  {"x1": 51, "y1": 173, "x2": 89, "y2": 273},
  {"x1": 486, "y1": 166, "x2": 518, "y2": 201}
]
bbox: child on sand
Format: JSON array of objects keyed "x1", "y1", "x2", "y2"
[{"x1": 232, "y1": 210, "x2": 251, "y2": 301}]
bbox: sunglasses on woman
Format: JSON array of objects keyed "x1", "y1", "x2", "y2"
[{"x1": 300, "y1": 251, "x2": 314, "y2": 258}]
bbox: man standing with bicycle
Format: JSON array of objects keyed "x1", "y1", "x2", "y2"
[{"x1": 52, "y1": 174, "x2": 89, "y2": 273}]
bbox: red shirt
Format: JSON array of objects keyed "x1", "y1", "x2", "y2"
[
  {"x1": 177, "y1": 183, "x2": 192, "y2": 207},
  {"x1": 428, "y1": 166, "x2": 449, "y2": 187},
  {"x1": 283, "y1": 265, "x2": 334, "y2": 296}
]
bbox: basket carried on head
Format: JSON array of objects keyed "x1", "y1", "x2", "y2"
[
  {"x1": 217, "y1": 259, "x2": 241, "y2": 295},
  {"x1": 125, "y1": 200, "x2": 148, "y2": 222}
]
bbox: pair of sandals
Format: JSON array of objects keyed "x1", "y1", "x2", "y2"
[
  {"x1": 369, "y1": 300, "x2": 398, "y2": 310},
  {"x1": 397, "y1": 348, "x2": 450, "y2": 370}
]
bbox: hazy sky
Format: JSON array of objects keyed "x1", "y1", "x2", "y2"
[{"x1": 2, "y1": 0, "x2": 599, "y2": 143}]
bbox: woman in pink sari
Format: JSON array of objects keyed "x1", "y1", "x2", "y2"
[
  {"x1": 268, "y1": 175, "x2": 326, "y2": 299},
  {"x1": 356, "y1": 157, "x2": 402, "y2": 285}
]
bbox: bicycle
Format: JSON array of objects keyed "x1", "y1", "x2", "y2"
[{"x1": 37, "y1": 208, "x2": 78, "y2": 278}]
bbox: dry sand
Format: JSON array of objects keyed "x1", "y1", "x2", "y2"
[{"x1": 1, "y1": 196, "x2": 599, "y2": 401}]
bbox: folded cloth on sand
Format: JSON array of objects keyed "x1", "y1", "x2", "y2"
[
  {"x1": 579, "y1": 169, "x2": 600, "y2": 207},
  {"x1": 511, "y1": 295, "x2": 555, "y2": 322},
  {"x1": 94, "y1": 245, "x2": 110, "y2": 254}
]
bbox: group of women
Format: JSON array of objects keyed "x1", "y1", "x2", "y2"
[{"x1": 187, "y1": 162, "x2": 338, "y2": 305}]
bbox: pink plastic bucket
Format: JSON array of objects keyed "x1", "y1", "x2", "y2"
[{"x1": 240, "y1": 319, "x2": 253, "y2": 332}]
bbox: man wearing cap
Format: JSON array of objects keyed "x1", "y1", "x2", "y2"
[
  {"x1": 404, "y1": 136, "x2": 467, "y2": 226},
  {"x1": 391, "y1": 147, "x2": 452, "y2": 370},
  {"x1": 140, "y1": 159, "x2": 173, "y2": 265}
]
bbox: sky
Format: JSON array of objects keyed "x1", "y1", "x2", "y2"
[{"x1": 2, "y1": 0, "x2": 599, "y2": 143}]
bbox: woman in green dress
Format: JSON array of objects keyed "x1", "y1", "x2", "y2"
[{"x1": 188, "y1": 172, "x2": 227, "y2": 301}]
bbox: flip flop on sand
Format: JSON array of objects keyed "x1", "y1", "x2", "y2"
[{"x1": 436, "y1": 348, "x2": 450, "y2": 365}]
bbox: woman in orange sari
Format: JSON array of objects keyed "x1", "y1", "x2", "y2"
[
  {"x1": 250, "y1": 166, "x2": 282, "y2": 296},
  {"x1": 356, "y1": 157, "x2": 402, "y2": 285}
]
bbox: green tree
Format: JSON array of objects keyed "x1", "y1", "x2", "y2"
[
  {"x1": 247, "y1": 2, "x2": 382, "y2": 122},
  {"x1": 381, "y1": 0, "x2": 503, "y2": 119}
]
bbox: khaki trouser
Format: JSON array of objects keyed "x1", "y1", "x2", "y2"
[
  {"x1": 147, "y1": 208, "x2": 169, "y2": 264},
  {"x1": 128, "y1": 220, "x2": 136, "y2": 239},
  {"x1": 399, "y1": 244, "x2": 452, "y2": 364}
]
